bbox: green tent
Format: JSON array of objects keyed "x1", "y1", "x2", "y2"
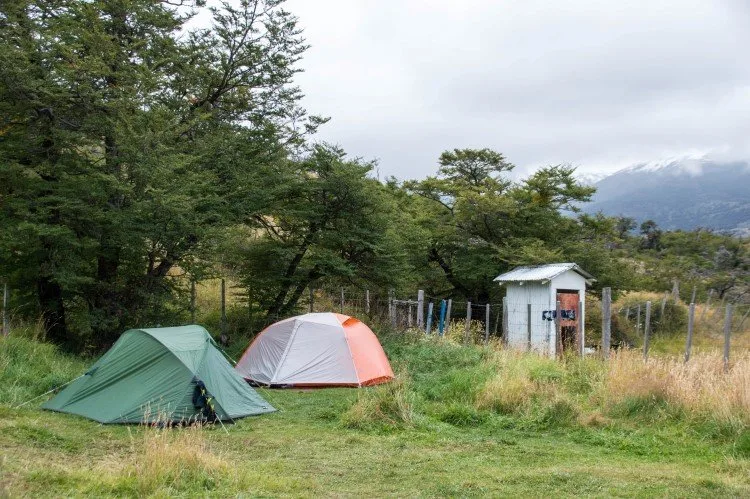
[{"x1": 42, "y1": 325, "x2": 275, "y2": 423}]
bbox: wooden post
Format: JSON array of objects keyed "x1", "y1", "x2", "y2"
[
  {"x1": 715, "y1": 295, "x2": 726, "y2": 319},
  {"x1": 493, "y1": 306, "x2": 500, "y2": 337},
  {"x1": 724, "y1": 304, "x2": 732, "y2": 373},
  {"x1": 2, "y1": 282, "x2": 7, "y2": 337},
  {"x1": 464, "y1": 302, "x2": 472, "y2": 344},
  {"x1": 660, "y1": 293, "x2": 667, "y2": 321},
  {"x1": 672, "y1": 278, "x2": 679, "y2": 304},
  {"x1": 417, "y1": 290, "x2": 425, "y2": 330},
  {"x1": 407, "y1": 303, "x2": 413, "y2": 327},
  {"x1": 389, "y1": 289, "x2": 396, "y2": 328},
  {"x1": 636, "y1": 303, "x2": 642, "y2": 336},
  {"x1": 220, "y1": 278, "x2": 227, "y2": 345},
  {"x1": 190, "y1": 280, "x2": 196, "y2": 324},
  {"x1": 484, "y1": 303, "x2": 490, "y2": 345},
  {"x1": 684, "y1": 302, "x2": 695, "y2": 363},
  {"x1": 340, "y1": 287, "x2": 345, "y2": 314},
  {"x1": 445, "y1": 299, "x2": 452, "y2": 335},
  {"x1": 309, "y1": 287, "x2": 314, "y2": 313},
  {"x1": 502, "y1": 297, "x2": 508, "y2": 344},
  {"x1": 438, "y1": 299, "x2": 447, "y2": 336},
  {"x1": 426, "y1": 302, "x2": 434, "y2": 335},
  {"x1": 578, "y1": 299, "x2": 584, "y2": 357},
  {"x1": 643, "y1": 301, "x2": 652, "y2": 361},
  {"x1": 526, "y1": 303, "x2": 532, "y2": 351},
  {"x1": 690, "y1": 286, "x2": 696, "y2": 305},
  {"x1": 625, "y1": 305, "x2": 630, "y2": 321},
  {"x1": 738, "y1": 305, "x2": 750, "y2": 331},
  {"x1": 602, "y1": 287, "x2": 611, "y2": 359},
  {"x1": 365, "y1": 289, "x2": 370, "y2": 315},
  {"x1": 700, "y1": 289, "x2": 713, "y2": 322},
  {"x1": 555, "y1": 300, "x2": 562, "y2": 358}
]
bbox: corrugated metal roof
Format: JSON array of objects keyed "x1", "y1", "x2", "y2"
[{"x1": 493, "y1": 263, "x2": 594, "y2": 283}]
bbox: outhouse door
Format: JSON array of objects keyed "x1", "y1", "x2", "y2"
[{"x1": 556, "y1": 291, "x2": 580, "y2": 355}]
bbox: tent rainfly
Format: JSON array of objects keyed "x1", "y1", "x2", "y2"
[
  {"x1": 235, "y1": 313, "x2": 394, "y2": 387},
  {"x1": 42, "y1": 325, "x2": 275, "y2": 423}
]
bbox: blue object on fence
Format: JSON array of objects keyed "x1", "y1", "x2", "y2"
[
  {"x1": 438, "y1": 299, "x2": 447, "y2": 336},
  {"x1": 426, "y1": 302, "x2": 434, "y2": 334}
]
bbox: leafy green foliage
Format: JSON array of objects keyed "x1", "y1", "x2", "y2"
[{"x1": 0, "y1": 0, "x2": 320, "y2": 349}]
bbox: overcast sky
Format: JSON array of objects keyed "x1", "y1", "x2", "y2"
[
  {"x1": 278, "y1": 0, "x2": 750, "y2": 179},
  {"x1": 196, "y1": 1, "x2": 748, "y2": 179}
]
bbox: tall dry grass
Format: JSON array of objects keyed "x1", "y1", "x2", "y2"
[
  {"x1": 605, "y1": 349, "x2": 750, "y2": 426},
  {"x1": 114, "y1": 425, "x2": 234, "y2": 495},
  {"x1": 474, "y1": 344, "x2": 749, "y2": 431},
  {"x1": 342, "y1": 373, "x2": 416, "y2": 430}
]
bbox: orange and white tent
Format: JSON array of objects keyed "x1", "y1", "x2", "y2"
[{"x1": 235, "y1": 313, "x2": 394, "y2": 387}]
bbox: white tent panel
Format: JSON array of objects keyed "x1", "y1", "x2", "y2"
[
  {"x1": 241, "y1": 317, "x2": 296, "y2": 384},
  {"x1": 273, "y1": 321, "x2": 358, "y2": 385}
]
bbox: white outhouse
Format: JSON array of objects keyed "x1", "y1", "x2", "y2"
[{"x1": 494, "y1": 263, "x2": 594, "y2": 357}]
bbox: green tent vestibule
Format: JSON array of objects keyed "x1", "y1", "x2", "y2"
[{"x1": 42, "y1": 325, "x2": 275, "y2": 423}]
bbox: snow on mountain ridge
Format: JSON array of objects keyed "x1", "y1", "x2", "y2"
[
  {"x1": 617, "y1": 153, "x2": 709, "y2": 176},
  {"x1": 575, "y1": 172, "x2": 608, "y2": 185}
]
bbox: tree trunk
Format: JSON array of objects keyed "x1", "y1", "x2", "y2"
[
  {"x1": 429, "y1": 247, "x2": 472, "y2": 299},
  {"x1": 37, "y1": 276, "x2": 67, "y2": 346},
  {"x1": 279, "y1": 267, "x2": 323, "y2": 317},
  {"x1": 265, "y1": 228, "x2": 319, "y2": 319}
]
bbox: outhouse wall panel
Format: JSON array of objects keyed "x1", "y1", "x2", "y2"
[
  {"x1": 505, "y1": 282, "x2": 553, "y2": 354},
  {"x1": 549, "y1": 271, "x2": 586, "y2": 295}
]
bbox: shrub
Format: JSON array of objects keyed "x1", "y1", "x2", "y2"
[{"x1": 613, "y1": 291, "x2": 688, "y2": 344}]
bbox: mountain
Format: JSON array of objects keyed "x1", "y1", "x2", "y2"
[{"x1": 582, "y1": 157, "x2": 750, "y2": 235}]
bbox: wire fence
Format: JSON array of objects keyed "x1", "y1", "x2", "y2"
[{"x1": 2, "y1": 278, "x2": 748, "y2": 367}]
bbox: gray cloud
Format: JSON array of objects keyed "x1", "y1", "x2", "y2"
[{"x1": 281, "y1": 0, "x2": 750, "y2": 178}]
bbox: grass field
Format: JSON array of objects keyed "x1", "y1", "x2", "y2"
[{"x1": 1, "y1": 329, "x2": 749, "y2": 497}]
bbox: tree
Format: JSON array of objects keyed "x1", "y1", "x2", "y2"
[
  {"x1": 615, "y1": 216, "x2": 637, "y2": 239},
  {"x1": 639, "y1": 220, "x2": 662, "y2": 250},
  {"x1": 0, "y1": 0, "x2": 321, "y2": 349},
  {"x1": 405, "y1": 151, "x2": 597, "y2": 302},
  {"x1": 223, "y1": 144, "x2": 410, "y2": 322}
]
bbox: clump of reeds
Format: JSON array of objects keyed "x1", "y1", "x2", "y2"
[
  {"x1": 116, "y1": 423, "x2": 230, "y2": 496},
  {"x1": 341, "y1": 373, "x2": 416, "y2": 430}
]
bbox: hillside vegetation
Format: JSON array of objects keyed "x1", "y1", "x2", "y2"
[{"x1": 1, "y1": 331, "x2": 748, "y2": 497}]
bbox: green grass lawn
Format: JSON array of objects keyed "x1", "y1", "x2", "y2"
[{"x1": 1, "y1": 333, "x2": 748, "y2": 497}]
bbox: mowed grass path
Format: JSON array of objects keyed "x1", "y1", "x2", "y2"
[{"x1": 1, "y1": 386, "x2": 748, "y2": 497}]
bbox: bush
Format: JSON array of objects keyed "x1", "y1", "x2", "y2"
[{"x1": 613, "y1": 292, "x2": 688, "y2": 345}]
